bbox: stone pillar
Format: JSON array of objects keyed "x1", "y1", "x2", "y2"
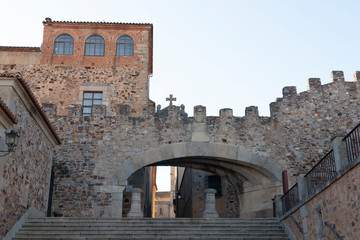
[
  {"x1": 127, "y1": 188, "x2": 143, "y2": 218},
  {"x1": 111, "y1": 190, "x2": 124, "y2": 218},
  {"x1": 297, "y1": 174, "x2": 307, "y2": 201},
  {"x1": 272, "y1": 194, "x2": 283, "y2": 218},
  {"x1": 98, "y1": 185, "x2": 125, "y2": 217},
  {"x1": 332, "y1": 136, "x2": 348, "y2": 172},
  {"x1": 202, "y1": 188, "x2": 219, "y2": 218}
]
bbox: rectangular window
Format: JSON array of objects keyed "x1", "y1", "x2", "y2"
[{"x1": 82, "y1": 92, "x2": 103, "y2": 116}]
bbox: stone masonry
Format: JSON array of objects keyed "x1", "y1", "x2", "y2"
[
  {"x1": 32, "y1": 71, "x2": 360, "y2": 218},
  {"x1": 0, "y1": 73, "x2": 60, "y2": 238}
]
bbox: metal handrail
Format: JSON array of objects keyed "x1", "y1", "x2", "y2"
[
  {"x1": 281, "y1": 183, "x2": 299, "y2": 213},
  {"x1": 305, "y1": 150, "x2": 336, "y2": 195},
  {"x1": 343, "y1": 122, "x2": 360, "y2": 163}
]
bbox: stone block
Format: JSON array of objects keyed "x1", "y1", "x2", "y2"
[
  {"x1": 115, "y1": 104, "x2": 130, "y2": 116},
  {"x1": 191, "y1": 131, "x2": 209, "y2": 142},
  {"x1": 146, "y1": 148, "x2": 161, "y2": 165},
  {"x1": 172, "y1": 143, "x2": 186, "y2": 158},
  {"x1": 219, "y1": 108, "x2": 233, "y2": 118},
  {"x1": 237, "y1": 146, "x2": 254, "y2": 163},
  {"x1": 213, "y1": 143, "x2": 228, "y2": 158},
  {"x1": 353, "y1": 71, "x2": 360, "y2": 82},
  {"x1": 245, "y1": 106, "x2": 259, "y2": 117},
  {"x1": 331, "y1": 70, "x2": 345, "y2": 82},
  {"x1": 282, "y1": 86, "x2": 297, "y2": 99},
  {"x1": 159, "y1": 144, "x2": 174, "y2": 160},
  {"x1": 92, "y1": 105, "x2": 106, "y2": 116},
  {"x1": 226, "y1": 145, "x2": 239, "y2": 160},
  {"x1": 307, "y1": 78, "x2": 321, "y2": 90}
]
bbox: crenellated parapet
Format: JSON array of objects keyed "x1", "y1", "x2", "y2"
[{"x1": 39, "y1": 70, "x2": 360, "y2": 217}]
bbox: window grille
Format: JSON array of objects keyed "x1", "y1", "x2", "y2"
[
  {"x1": 85, "y1": 35, "x2": 105, "y2": 56},
  {"x1": 207, "y1": 175, "x2": 222, "y2": 196},
  {"x1": 116, "y1": 35, "x2": 134, "y2": 56},
  {"x1": 54, "y1": 34, "x2": 74, "y2": 55},
  {"x1": 82, "y1": 92, "x2": 103, "y2": 116}
]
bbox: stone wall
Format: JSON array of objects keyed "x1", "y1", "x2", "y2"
[
  {"x1": 281, "y1": 162, "x2": 360, "y2": 240},
  {"x1": 0, "y1": 66, "x2": 358, "y2": 218},
  {"x1": 2, "y1": 57, "x2": 360, "y2": 220},
  {"x1": 0, "y1": 65, "x2": 149, "y2": 117},
  {"x1": 306, "y1": 163, "x2": 359, "y2": 239},
  {"x1": 0, "y1": 75, "x2": 59, "y2": 238}
]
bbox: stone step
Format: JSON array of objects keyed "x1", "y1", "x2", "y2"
[
  {"x1": 19, "y1": 225, "x2": 284, "y2": 231},
  {"x1": 22, "y1": 221, "x2": 278, "y2": 226},
  {"x1": 17, "y1": 229, "x2": 287, "y2": 235},
  {"x1": 13, "y1": 217, "x2": 290, "y2": 240},
  {"x1": 26, "y1": 218, "x2": 279, "y2": 223},
  {"x1": 13, "y1": 238, "x2": 290, "y2": 240},
  {"x1": 14, "y1": 233, "x2": 290, "y2": 238}
]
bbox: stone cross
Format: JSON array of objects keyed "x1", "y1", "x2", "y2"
[{"x1": 166, "y1": 94, "x2": 176, "y2": 106}]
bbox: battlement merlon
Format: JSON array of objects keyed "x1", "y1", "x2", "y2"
[
  {"x1": 353, "y1": 71, "x2": 360, "y2": 82},
  {"x1": 331, "y1": 71, "x2": 345, "y2": 83},
  {"x1": 40, "y1": 70, "x2": 360, "y2": 121},
  {"x1": 307, "y1": 78, "x2": 321, "y2": 90},
  {"x1": 270, "y1": 70, "x2": 359, "y2": 117},
  {"x1": 282, "y1": 86, "x2": 297, "y2": 99}
]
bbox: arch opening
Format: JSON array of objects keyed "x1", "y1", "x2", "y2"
[{"x1": 120, "y1": 143, "x2": 283, "y2": 219}]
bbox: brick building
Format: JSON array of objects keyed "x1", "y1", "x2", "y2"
[{"x1": 0, "y1": 18, "x2": 359, "y2": 239}]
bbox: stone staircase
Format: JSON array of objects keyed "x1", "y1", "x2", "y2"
[{"x1": 12, "y1": 217, "x2": 290, "y2": 240}]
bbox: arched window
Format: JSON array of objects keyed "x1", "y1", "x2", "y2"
[
  {"x1": 53, "y1": 34, "x2": 74, "y2": 55},
  {"x1": 85, "y1": 35, "x2": 105, "y2": 56},
  {"x1": 116, "y1": 35, "x2": 134, "y2": 56}
]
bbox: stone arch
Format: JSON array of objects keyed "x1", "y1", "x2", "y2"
[
  {"x1": 119, "y1": 142, "x2": 283, "y2": 183},
  {"x1": 120, "y1": 142, "x2": 284, "y2": 218}
]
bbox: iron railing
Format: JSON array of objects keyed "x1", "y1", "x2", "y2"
[
  {"x1": 281, "y1": 122, "x2": 360, "y2": 216},
  {"x1": 305, "y1": 150, "x2": 336, "y2": 195},
  {"x1": 343, "y1": 122, "x2": 360, "y2": 164},
  {"x1": 281, "y1": 183, "x2": 299, "y2": 214}
]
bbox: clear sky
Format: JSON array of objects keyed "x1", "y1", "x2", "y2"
[
  {"x1": 1, "y1": 0, "x2": 360, "y2": 117},
  {"x1": 1, "y1": 0, "x2": 359, "y2": 190}
]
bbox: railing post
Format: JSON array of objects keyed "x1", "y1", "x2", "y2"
[
  {"x1": 282, "y1": 170, "x2": 289, "y2": 194},
  {"x1": 297, "y1": 174, "x2": 308, "y2": 201},
  {"x1": 273, "y1": 194, "x2": 283, "y2": 218},
  {"x1": 332, "y1": 136, "x2": 348, "y2": 172}
]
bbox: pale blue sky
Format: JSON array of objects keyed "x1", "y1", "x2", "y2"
[
  {"x1": 1, "y1": 1, "x2": 359, "y2": 117},
  {"x1": 1, "y1": 0, "x2": 359, "y2": 191}
]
